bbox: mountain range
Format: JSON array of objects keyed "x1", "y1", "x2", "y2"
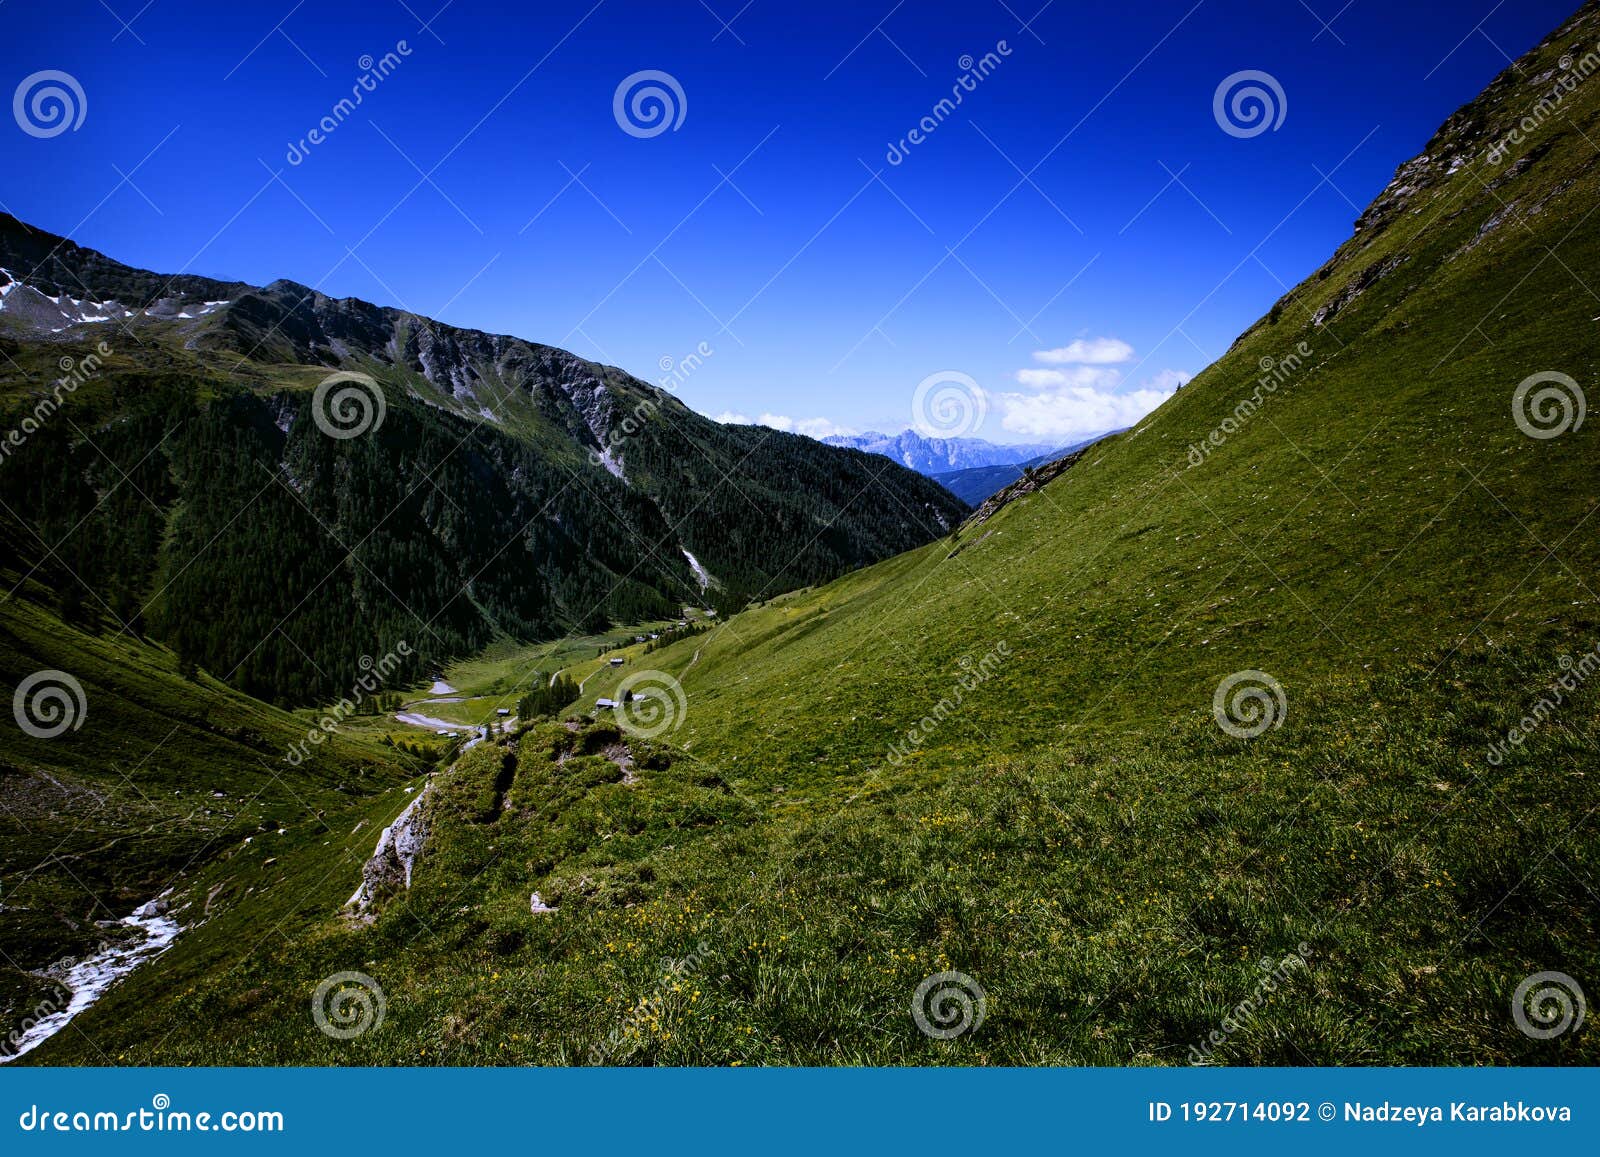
[
  {"x1": 821, "y1": 429, "x2": 1061, "y2": 474},
  {"x1": 0, "y1": 215, "x2": 966, "y2": 705}
]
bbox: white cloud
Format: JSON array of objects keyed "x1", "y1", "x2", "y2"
[
  {"x1": 997, "y1": 371, "x2": 1189, "y2": 441},
  {"x1": 758, "y1": 413, "x2": 855, "y2": 438},
  {"x1": 1014, "y1": 365, "x2": 1122, "y2": 390},
  {"x1": 1032, "y1": 337, "x2": 1134, "y2": 366},
  {"x1": 717, "y1": 412, "x2": 854, "y2": 438}
]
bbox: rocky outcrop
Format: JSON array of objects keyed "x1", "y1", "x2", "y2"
[
  {"x1": 962, "y1": 443, "x2": 1097, "y2": 527},
  {"x1": 346, "y1": 784, "x2": 431, "y2": 917}
]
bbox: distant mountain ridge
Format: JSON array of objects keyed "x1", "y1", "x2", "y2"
[
  {"x1": 0, "y1": 214, "x2": 967, "y2": 705},
  {"x1": 822, "y1": 429, "x2": 1058, "y2": 474}
]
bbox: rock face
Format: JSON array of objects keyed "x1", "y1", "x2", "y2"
[{"x1": 346, "y1": 785, "x2": 432, "y2": 916}]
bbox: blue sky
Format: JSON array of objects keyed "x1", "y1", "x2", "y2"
[{"x1": 0, "y1": 0, "x2": 1580, "y2": 443}]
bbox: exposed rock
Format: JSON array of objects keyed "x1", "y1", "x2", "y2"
[
  {"x1": 1311, "y1": 254, "x2": 1410, "y2": 327},
  {"x1": 345, "y1": 782, "x2": 432, "y2": 917}
]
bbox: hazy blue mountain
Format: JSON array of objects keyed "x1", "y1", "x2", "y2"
[{"x1": 821, "y1": 430, "x2": 1057, "y2": 475}]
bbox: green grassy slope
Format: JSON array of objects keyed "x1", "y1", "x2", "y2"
[
  {"x1": 0, "y1": 558, "x2": 420, "y2": 1045},
  {"x1": 18, "y1": 4, "x2": 1600, "y2": 1066}
]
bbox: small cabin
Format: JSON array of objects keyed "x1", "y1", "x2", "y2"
[
  {"x1": 495, "y1": 708, "x2": 510, "y2": 716},
  {"x1": 609, "y1": 657, "x2": 624, "y2": 666},
  {"x1": 596, "y1": 697, "x2": 617, "y2": 709}
]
